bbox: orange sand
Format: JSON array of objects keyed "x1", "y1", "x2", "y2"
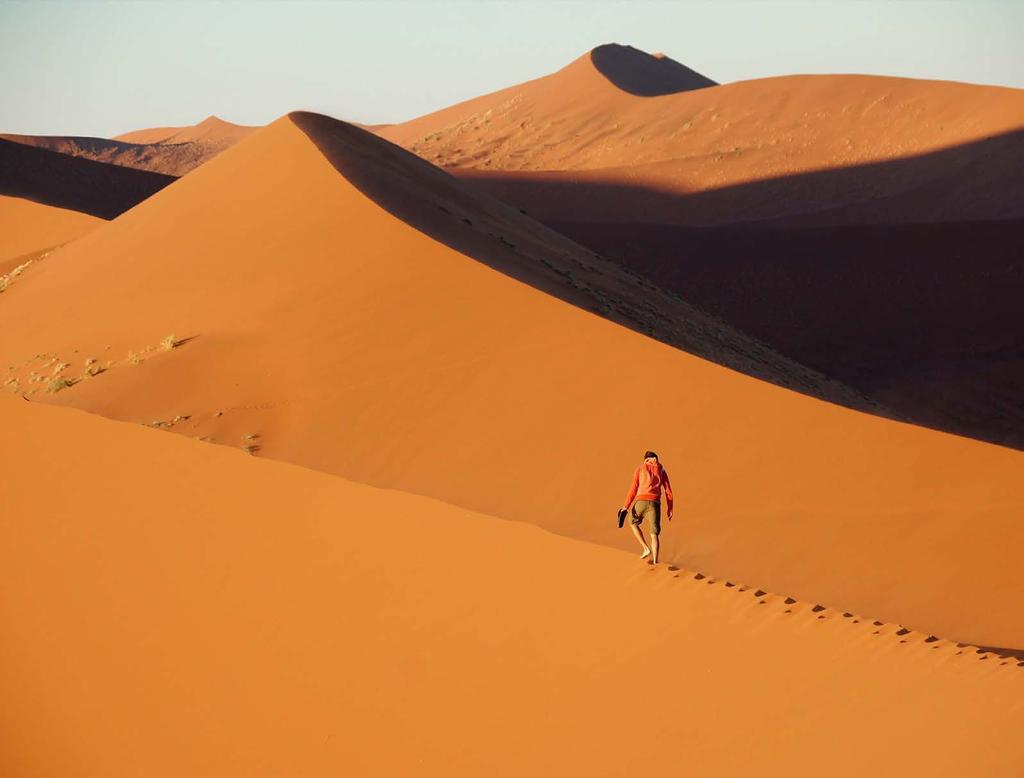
[
  {"x1": 114, "y1": 115, "x2": 257, "y2": 146},
  {"x1": 380, "y1": 44, "x2": 1024, "y2": 225},
  {"x1": 0, "y1": 114, "x2": 1021, "y2": 652},
  {"x1": 380, "y1": 44, "x2": 1024, "y2": 449},
  {"x1": 3, "y1": 395, "x2": 1023, "y2": 777},
  {"x1": 0, "y1": 195, "x2": 101, "y2": 271},
  {"x1": 3, "y1": 117, "x2": 257, "y2": 177}
]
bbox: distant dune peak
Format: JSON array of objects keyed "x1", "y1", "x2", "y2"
[
  {"x1": 196, "y1": 114, "x2": 232, "y2": 128},
  {"x1": 587, "y1": 43, "x2": 717, "y2": 96}
]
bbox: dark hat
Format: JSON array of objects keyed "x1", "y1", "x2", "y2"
[{"x1": 643, "y1": 450, "x2": 658, "y2": 459}]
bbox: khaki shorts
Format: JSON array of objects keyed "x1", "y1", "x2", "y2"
[{"x1": 630, "y1": 500, "x2": 661, "y2": 536}]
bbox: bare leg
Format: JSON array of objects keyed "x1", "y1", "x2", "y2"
[
  {"x1": 630, "y1": 523, "x2": 651, "y2": 559},
  {"x1": 651, "y1": 533, "x2": 660, "y2": 565}
]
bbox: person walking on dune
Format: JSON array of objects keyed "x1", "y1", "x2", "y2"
[{"x1": 620, "y1": 451, "x2": 674, "y2": 564}]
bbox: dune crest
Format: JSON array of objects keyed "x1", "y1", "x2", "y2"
[
  {"x1": 588, "y1": 42, "x2": 716, "y2": 95},
  {"x1": 114, "y1": 114, "x2": 257, "y2": 146}
]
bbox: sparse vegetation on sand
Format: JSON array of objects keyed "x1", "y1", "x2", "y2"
[
  {"x1": 146, "y1": 414, "x2": 192, "y2": 430},
  {"x1": 161, "y1": 334, "x2": 178, "y2": 351},
  {"x1": 0, "y1": 250, "x2": 53, "y2": 294},
  {"x1": 0, "y1": 260, "x2": 37, "y2": 293},
  {"x1": 46, "y1": 376, "x2": 74, "y2": 393},
  {"x1": 81, "y1": 358, "x2": 103, "y2": 378}
]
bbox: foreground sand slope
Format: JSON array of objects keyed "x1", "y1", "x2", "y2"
[
  {"x1": 2, "y1": 397, "x2": 1022, "y2": 778},
  {"x1": 0, "y1": 196, "x2": 101, "y2": 272},
  {"x1": 0, "y1": 113, "x2": 1021, "y2": 649}
]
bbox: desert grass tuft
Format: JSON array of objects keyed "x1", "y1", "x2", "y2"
[
  {"x1": 241, "y1": 433, "x2": 261, "y2": 455},
  {"x1": 161, "y1": 334, "x2": 178, "y2": 351},
  {"x1": 81, "y1": 358, "x2": 103, "y2": 378},
  {"x1": 0, "y1": 259, "x2": 36, "y2": 293},
  {"x1": 127, "y1": 351, "x2": 142, "y2": 366},
  {"x1": 46, "y1": 376, "x2": 74, "y2": 394}
]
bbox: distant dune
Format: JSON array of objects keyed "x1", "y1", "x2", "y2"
[
  {"x1": 0, "y1": 113, "x2": 1021, "y2": 650},
  {"x1": 114, "y1": 114, "x2": 257, "y2": 146},
  {"x1": 380, "y1": 43, "x2": 1024, "y2": 449},
  {"x1": 3, "y1": 116, "x2": 257, "y2": 176},
  {"x1": 381, "y1": 44, "x2": 1024, "y2": 225},
  {"x1": 0, "y1": 195, "x2": 101, "y2": 272},
  {"x1": 0, "y1": 137, "x2": 174, "y2": 219},
  {"x1": 4, "y1": 396, "x2": 1023, "y2": 777}
]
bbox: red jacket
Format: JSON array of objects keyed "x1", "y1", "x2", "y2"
[{"x1": 624, "y1": 459, "x2": 673, "y2": 514}]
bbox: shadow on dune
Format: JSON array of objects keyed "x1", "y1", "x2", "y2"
[
  {"x1": 460, "y1": 128, "x2": 1024, "y2": 227},
  {"x1": 0, "y1": 137, "x2": 175, "y2": 219},
  {"x1": 976, "y1": 644, "x2": 1024, "y2": 662},
  {"x1": 452, "y1": 133, "x2": 1024, "y2": 449},
  {"x1": 588, "y1": 43, "x2": 717, "y2": 96},
  {"x1": 551, "y1": 219, "x2": 1024, "y2": 450},
  {"x1": 289, "y1": 111, "x2": 881, "y2": 416}
]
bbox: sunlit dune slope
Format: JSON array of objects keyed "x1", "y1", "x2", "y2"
[
  {"x1": 3, "y1": 397, "x2": 1022, "y2": 778},
  {"x1": 380, "y1": 44, "x2": 1024, "y2": 225},
  {"x1": 0, "y1": 136, "x2": 174, "y2": 218},
  {"x1": 4, "y1": 117, "x2": 257, "y2": 176},
  {"x1": 0, "y1": 195, "x2": 101, "y2": 271},
  {"x1": 0, "y1": 112, "x2": 1022, "y2": 649}
]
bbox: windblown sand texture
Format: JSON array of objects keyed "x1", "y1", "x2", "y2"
[
  {"x1": 1, "y1": 113, "x2": 1021, "y2": 655},
  {"x1": 3, "y1": 396, "x2": 1023, "y2": 778},
  {"x1": 381, "y1": 43, "x2": 1024, "y2": 225}
]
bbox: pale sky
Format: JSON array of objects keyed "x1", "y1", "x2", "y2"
[{"x1": 1, "y1": 0, "x2": 1021, "y2": 137}]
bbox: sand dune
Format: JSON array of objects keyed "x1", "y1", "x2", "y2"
[
  {"x1": 381, "y1": 45, "x2": 1024, "y2": 224},
  {"x1": 3, "y1": 396, "x2": 1022, "y2": 777},
  {"x1": 0, "y1": 195, "x2": 101, "y2": 273},
  {"x1": 4, "y1": 116, "x2": 257, "y2": 177},
  {"x1": 1, "y1": 132, "x2": 213, "y2": 177},
  {"x1": 381, "y1": 44, "x2": 1024, "y2": 449},
  {"x1": 0, "y1": 113, "x2": 1021, "y2": 650},
  {"x1": 114, "y1": 114, "x2": 257, "y2": 145},
  {"x1": 552, "y1": 218, "x2": 1024, "y2": 449},
  {"x1": 0, "y1": 136, "x2": 174, "y2": 218}
]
